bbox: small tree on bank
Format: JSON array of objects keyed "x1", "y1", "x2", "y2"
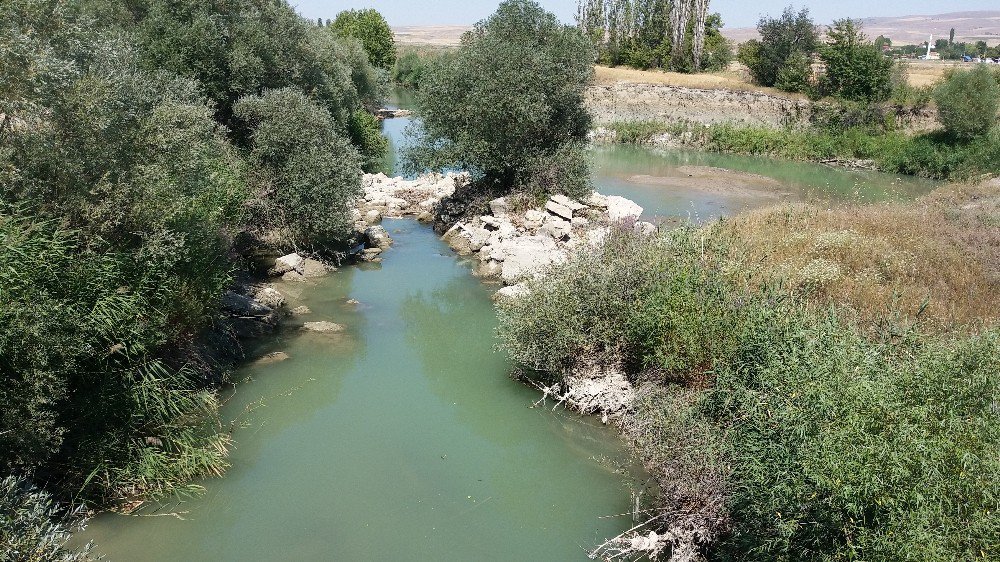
[
  {"x1": 331, "y1": 9, "x2": 397, "y2": 71},
  {"x1": 406, "y1": 0, "x2": 595, "y2": 207},
  {"x1": 819, "y1": 19, "x2": 894, "y2": 103},
  {"x1": 934, "y1": 66, "x2": 1000, "y2": 141}
]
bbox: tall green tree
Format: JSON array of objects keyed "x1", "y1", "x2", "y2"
[
  {"x1": 331, "y1": 8, "x2": 397, "y2": 71},
  {"x1": 739, "y1": 6, "x2": 818, "y2": 90},
  {"x1": 819, "y1": 19, "x2": 894, "y2": 102},
  {"x1": 407, "y1": 0, "x2": 596, "y2": 204}
]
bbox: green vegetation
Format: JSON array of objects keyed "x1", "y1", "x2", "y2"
[
  {"x1": 498, "y1": 221, "x2": 1000, "y2": 560},
  {"x1": 331, "y1": 8, "x2": 398, "y2": 71},
  {"x1": 818, "y1": 19, "x2": 894, "y2": 102},
  {"x1": 578, "y1": 1, "x2": 731, "y2": 72},
  {"x1": 2, "y1": 0, "x2": 388, "y2": 538},
  {"x1": 393, "y1": 48, "x2": 443, "y2": 89},
  {"x1": 1, "y1": 477, "x2": 93, "y2": 561},
  {"x1": 738, "y1": 7, "x2": 819, "y2": 92},
  {"x1": 934, "y1": 66, "x2": 1000, "y2": 141},
  {"x1": 406, "y1": 0, "x2": 595, "y2": 204},
  {"x1": 602, "y1": 64, "x2": 1000, "y2": 182}
]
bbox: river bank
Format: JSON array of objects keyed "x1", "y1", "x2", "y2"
[{"x1": 590, "y1": 117, "x2": 1000, "y2": 182}]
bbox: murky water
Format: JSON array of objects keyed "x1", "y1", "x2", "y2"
[
  {"x1": 81, "y1": 90, "x2": 940, "y2": 560},
  {"x1": 81, "y1": 222, "x2": 635, "y2": 560}
]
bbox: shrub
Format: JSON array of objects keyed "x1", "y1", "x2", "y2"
[
  {"x1": 236, "y1": 87, "x2": 363, "y2": 249},
  {"x1": 393, "y1": 50, "x2": 431, "y2": 89},
  {"x1": 741, "y1": 7, "x2": 819, "y2": 89},
  {"x1": 405, "y1": 0, "x2": 595, "y2": 202},
  {"x1": 498, "y1": 223, "x2": 1000, "y2": 560},
  {"x1": 934, "y1": 66, "x2": 1000, "y2": 141}
]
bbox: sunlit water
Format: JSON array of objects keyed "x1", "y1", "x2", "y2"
[{"x1": 81, "y1": 90, "x2": 939, "y2": 560}]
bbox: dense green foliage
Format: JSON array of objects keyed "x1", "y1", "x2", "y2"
[
  {"x1": 236, "y1": 88, "x2": 363, "y2": 249},
  {"x1": 738, "y1": 7, "x2": 818, "y2": 91},
  {"x1": 393, "y1": 49, "x2": 437, "y2": 89},
  {"x1": 407, "y1": 0, "x2": 595, "y2": 200},
  {"x1": 331, "y1": 8, "x2": 397, "y2": 71},
  {"x1": 818, "y1": 19, "x2": 894, "y2": 102},
  {"x1": 1, "y1": 0, "x2": 385, "y2": 515},
  {"x1": 577, "y1": 1, "x2": 732, "y2": 72},
  {"x1": 1, "y1": 477, "x2": 93, "y2": 561},
  {"x1": 934, "y1": 66, "x2": 1000, "y2": 141},
  {"x1": 498, "y1": 226, "x2": 1000, "y2": 560}
]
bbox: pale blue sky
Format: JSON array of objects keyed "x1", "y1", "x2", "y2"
[{"x1": 292, "y1": 1, "x2": 998, "y2": 28}]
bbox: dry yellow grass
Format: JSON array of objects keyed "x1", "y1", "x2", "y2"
[
  {"x1": 901, "y1": 60, "x2": 964, "y2": 88},
  {"x1": 715, "y1": 182, "x2": 1000, "y2": 333},
  {"x1": 593, "y1": 65, "x2": 808, "y2": 99}
]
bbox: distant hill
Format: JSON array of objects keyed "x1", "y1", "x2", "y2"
[
  {"x1": 723, "y1": 10, "x2": 1000, "y2": 46},
  {"x1": 393, "y1": 26, "x2": 468, "y2": 47},
  {"x1": 394, "y1": 11, "x2": 1000, "y2": 49}
]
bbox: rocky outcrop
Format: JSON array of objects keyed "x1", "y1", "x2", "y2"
[
  {"x1": 440, "y1": 190, "x2": 650, "y2": 287},
  {"x1": 222, "y1": 283, "x2": 287, "y2": 339},
  {"x1": 376, "y1": 108, "x2": 413, "y2": 119},
  {"x1": 357, "y1": 172, "x2": 467, "y2": 224}
]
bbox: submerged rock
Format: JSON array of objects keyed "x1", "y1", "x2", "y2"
[{"x1": 302, "y1": 321, "x2": 346, "y2": 333}]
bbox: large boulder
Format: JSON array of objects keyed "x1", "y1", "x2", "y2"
[
  {"x1": 364, "y1": 225, "x2": 392, "y2": 250},
  {"x1": 494, "y1": 236, "x2": 563, "y2": 284},
  {"x1": 550, "y1": 194, "x2": 588, "y2": 213},
  {"x1": 606, "y1": 196, "x2": 644, "y2": 222},
  {"x1": 539, "y1": 217, "x2": 572, "y2": 240},
  {"x1": 270, "y1": 253, "x2": 304, "y2": 276},
  {"x1": 248, "y1": 285, "x2": 286, "y2": 309},
  {"x1": 222, "y1": 291, "x2": 272, "y2": 317},
  {"x1": 489, "y1": 197, "x2": 510, "y2": 217},
  {"x1": 544, "y1": 200, "x2": 574, "y2": 221}
]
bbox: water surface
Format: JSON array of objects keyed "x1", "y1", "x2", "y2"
[{"x1": 81, "y1": 222, "x2": 635, "y2": 560}]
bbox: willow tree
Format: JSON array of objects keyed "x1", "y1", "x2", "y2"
[{"x1": 577, "y1": 0, "x2": 720, "y2": 71}]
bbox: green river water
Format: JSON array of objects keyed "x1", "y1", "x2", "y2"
[{"x1": 80, "y1": 92, "x2": 938, "y2": 560}]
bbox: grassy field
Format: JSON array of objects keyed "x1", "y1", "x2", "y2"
[
  {"x1": 718, "y1": 181, "x2": 1000, "y2": 333},
  {"x1": 596, "y1": 60, "x2": 965, "y2": 91},
  {"x1": 594, "y1": 64, "x2": 808, "y2": 98},
  {"x1": 903, "y1": 60, "x2": 965, "y2": 87}
]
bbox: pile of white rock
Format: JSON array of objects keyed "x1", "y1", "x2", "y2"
[
  {"x1": 354, "y1": 172, "x2": 467, "y2": 226},
  {"x1": 441, "y1": 191, "x2": 653, "y2": 296}
]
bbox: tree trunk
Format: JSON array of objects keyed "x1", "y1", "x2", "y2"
[{"x1": 691, "y1": 0, "x2": 708, "y2": 71}]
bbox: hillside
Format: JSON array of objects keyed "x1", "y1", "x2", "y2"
[{"x1": 724, "y1": 10, "x2": 1000, "y2": 46}]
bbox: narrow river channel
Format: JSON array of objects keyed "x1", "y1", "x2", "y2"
[{"x1": 80, "y1": 90, "x2": 939, "y2": 560}]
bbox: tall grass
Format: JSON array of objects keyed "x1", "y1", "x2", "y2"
[{"x1": 497, "y1": 223, "x2": 1000, "y2": 560}]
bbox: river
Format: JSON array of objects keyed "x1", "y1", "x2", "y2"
[{"x1": 79, "y1": 91, "x2": 937, "y2": 560}]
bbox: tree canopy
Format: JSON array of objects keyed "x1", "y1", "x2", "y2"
[
  {"x1": 819, "y1": 19, "x2": 894, "y2": 102},
  {"x1": 331, "y1": 8, "x2": 397, "y2": 71},
  {"x1": 738, "y1": 6, "x2": 818, "y2": 91},
  {"x1": 407, "y1": 0, "x2": 595, "y2": 202}
]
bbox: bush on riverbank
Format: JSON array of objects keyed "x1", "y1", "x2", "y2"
[
  {"x1": 497, "y1": 218, "x2": 1000, "y2": 560},
  {"x1": 2, "y1": 0, "x2": 386, "y2": 511},
  {"x1": 602, "y1": 117, "x2": 1000, "y2": 181}
]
